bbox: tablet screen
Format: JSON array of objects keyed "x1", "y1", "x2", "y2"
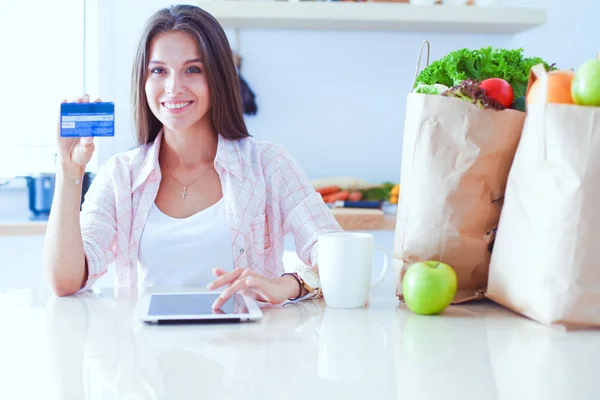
[{"x1": 148, "y1": 293, "x2": 248, "y2": 316}]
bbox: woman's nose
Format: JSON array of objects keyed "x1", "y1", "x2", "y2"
[{"x1": 165, "y1": 75, "x2": 184, "y2": 96}]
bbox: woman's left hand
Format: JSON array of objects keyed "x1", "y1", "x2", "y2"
[{"x1": 207, "y1": 268, "x2": 301, "y2": 310}]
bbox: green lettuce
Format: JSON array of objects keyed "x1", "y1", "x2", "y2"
[
  {"x1": 414, "y1": 47, "x2": 556, "y2": 99},
  {"x1": 414, "y1": 83, "x2": 450, "y2": 95},
  {"x1": 414, "y1": 84, "x2": 440, "y2": 95}
]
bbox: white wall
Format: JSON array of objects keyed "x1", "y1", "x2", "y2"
[
  {"x1": 92, "y1": 0, "x2": 599, "y2": 183},
  {"x1": 92, "y1": 0, "x2": 519, "y2": 183},
  {"x1": 510, "y1": 0, "x2": 597, "y2": 71}
]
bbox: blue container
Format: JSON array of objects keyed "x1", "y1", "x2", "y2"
[{"x1": 25, "y1": 172, "x2": 93, "y2": 218}]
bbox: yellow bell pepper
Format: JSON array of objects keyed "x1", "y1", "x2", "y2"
[{"x1": 389, "y1": 184, "x2": 400, "y2": 202}]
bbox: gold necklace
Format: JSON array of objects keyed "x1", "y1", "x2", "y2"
[{"x1": 160, "y1": 162, "x2": 213, "y2": 200}]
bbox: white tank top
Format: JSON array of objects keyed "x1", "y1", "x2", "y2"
[{"x1": 137, "y1": 198, "x2": 235, "y2": 287}]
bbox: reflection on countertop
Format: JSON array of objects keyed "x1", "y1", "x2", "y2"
[{"x1": 2, "y1": 283, "x2": 600, "y2": 399}]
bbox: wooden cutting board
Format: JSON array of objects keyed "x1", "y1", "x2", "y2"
[{"x1": 331, "y1": 208, "x2": 395, "y2": 231}]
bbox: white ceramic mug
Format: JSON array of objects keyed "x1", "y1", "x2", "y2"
[{"x1": 318, "y1": 232, "x2": 390, "y2": 309}]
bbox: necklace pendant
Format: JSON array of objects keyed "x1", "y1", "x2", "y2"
[{"x1": 181, "y1": 186, "x2": 188, "y2": 200}]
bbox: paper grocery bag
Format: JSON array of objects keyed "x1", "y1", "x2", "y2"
[
  {"x1": 393, "y1": 93, "x2": 526, "y2": 303},
  {"x1": 486, "y1": 65, "x2": 600, "y2": 329}
]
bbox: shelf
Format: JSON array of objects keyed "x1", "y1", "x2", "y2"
[{"x1": 196, "y1": 1, "x2": 546, "y2": 34}]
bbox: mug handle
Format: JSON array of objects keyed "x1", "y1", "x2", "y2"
[{"x1": 371, "y1": 245, "x2": 390, "y2": 289}]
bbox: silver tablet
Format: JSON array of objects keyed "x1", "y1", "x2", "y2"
[{"x1": 138, "y1": 292, "x2": 263, "y2": 324}]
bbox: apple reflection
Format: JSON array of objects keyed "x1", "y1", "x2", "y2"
[{"x1": 393, "y1": 302, "x2": 499, "y2": 400}]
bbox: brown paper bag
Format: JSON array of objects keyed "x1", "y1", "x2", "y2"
[
  {"x1": 393, "y1": 42, "x2": 526, "y2": 303},
  {"x1": 486, "y1": 64, "x2": 600, "y2": 329}
]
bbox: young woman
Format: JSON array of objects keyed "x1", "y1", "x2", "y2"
[{"x1": 44, "y1": 4, "x2": 342, "y2": 308}]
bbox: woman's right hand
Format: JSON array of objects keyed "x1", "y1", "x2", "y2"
[{"x1": 57, "y1": 94, "x2": 100, "y2": 171}]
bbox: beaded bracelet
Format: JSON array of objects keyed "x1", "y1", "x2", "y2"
[{"x1": 281, "y1": 272, "x2": 303, "y2": 301}]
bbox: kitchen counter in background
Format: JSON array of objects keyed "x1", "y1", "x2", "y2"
[
  {"x1": 0, "y1": 221, "x2": 49, "y2": 236},
  {"x1": 2, "y1": 176, "x2": 399, "y2": 236},
  {"x1": 0, "y1": 209, "x2": 398, "y2": 236}
]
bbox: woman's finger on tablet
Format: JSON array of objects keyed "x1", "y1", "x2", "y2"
[
  {"x1": 207, "y1": 267, "x2": 245, "y2": 290},
  {"x1": 211, "y1": 276, "x2": 257, "y2": 309},
  {"x1": 239, "y1": 288, "x2": 258, "y2": 300}
]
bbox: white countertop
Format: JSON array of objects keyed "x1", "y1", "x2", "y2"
[{"x1": 2, "y1": 283, "x2": 600, "y2": 400}]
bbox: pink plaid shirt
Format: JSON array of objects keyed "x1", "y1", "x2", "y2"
[{"x1": 79, "y1": 131, "x2": 342, "y2": 291}]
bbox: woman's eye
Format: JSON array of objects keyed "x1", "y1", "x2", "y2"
[
  {"x1": 150, "y1": 67, "x2": 165, "y2": 74},
  {"x1": 187, "y1": 66, "x2": 201, "y2": 73}
]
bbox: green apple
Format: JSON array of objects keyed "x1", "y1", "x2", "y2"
[
  {"x1": 402, "y1": 261, "x2": 457, "y2": 315},
  {"x1": 572, "y1": 59, "x2": 600, "y2": 106}
]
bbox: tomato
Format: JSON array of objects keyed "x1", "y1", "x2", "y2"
[{"x1": 480, "y1": 78, "x2": 514, "y2": 108}]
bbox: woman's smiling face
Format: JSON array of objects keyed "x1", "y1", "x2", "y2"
[{"x1": 144, "y1": 30, "x2": 211, "y2": 134}]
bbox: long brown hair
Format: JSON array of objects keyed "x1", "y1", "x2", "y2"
[{"x1": 131, "y1": 5, "x2": 250, "y2": 145}]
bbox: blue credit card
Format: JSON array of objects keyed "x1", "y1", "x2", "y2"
[{"x1": 60, "y1": 102, "x2": 115, "y2": 137}]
